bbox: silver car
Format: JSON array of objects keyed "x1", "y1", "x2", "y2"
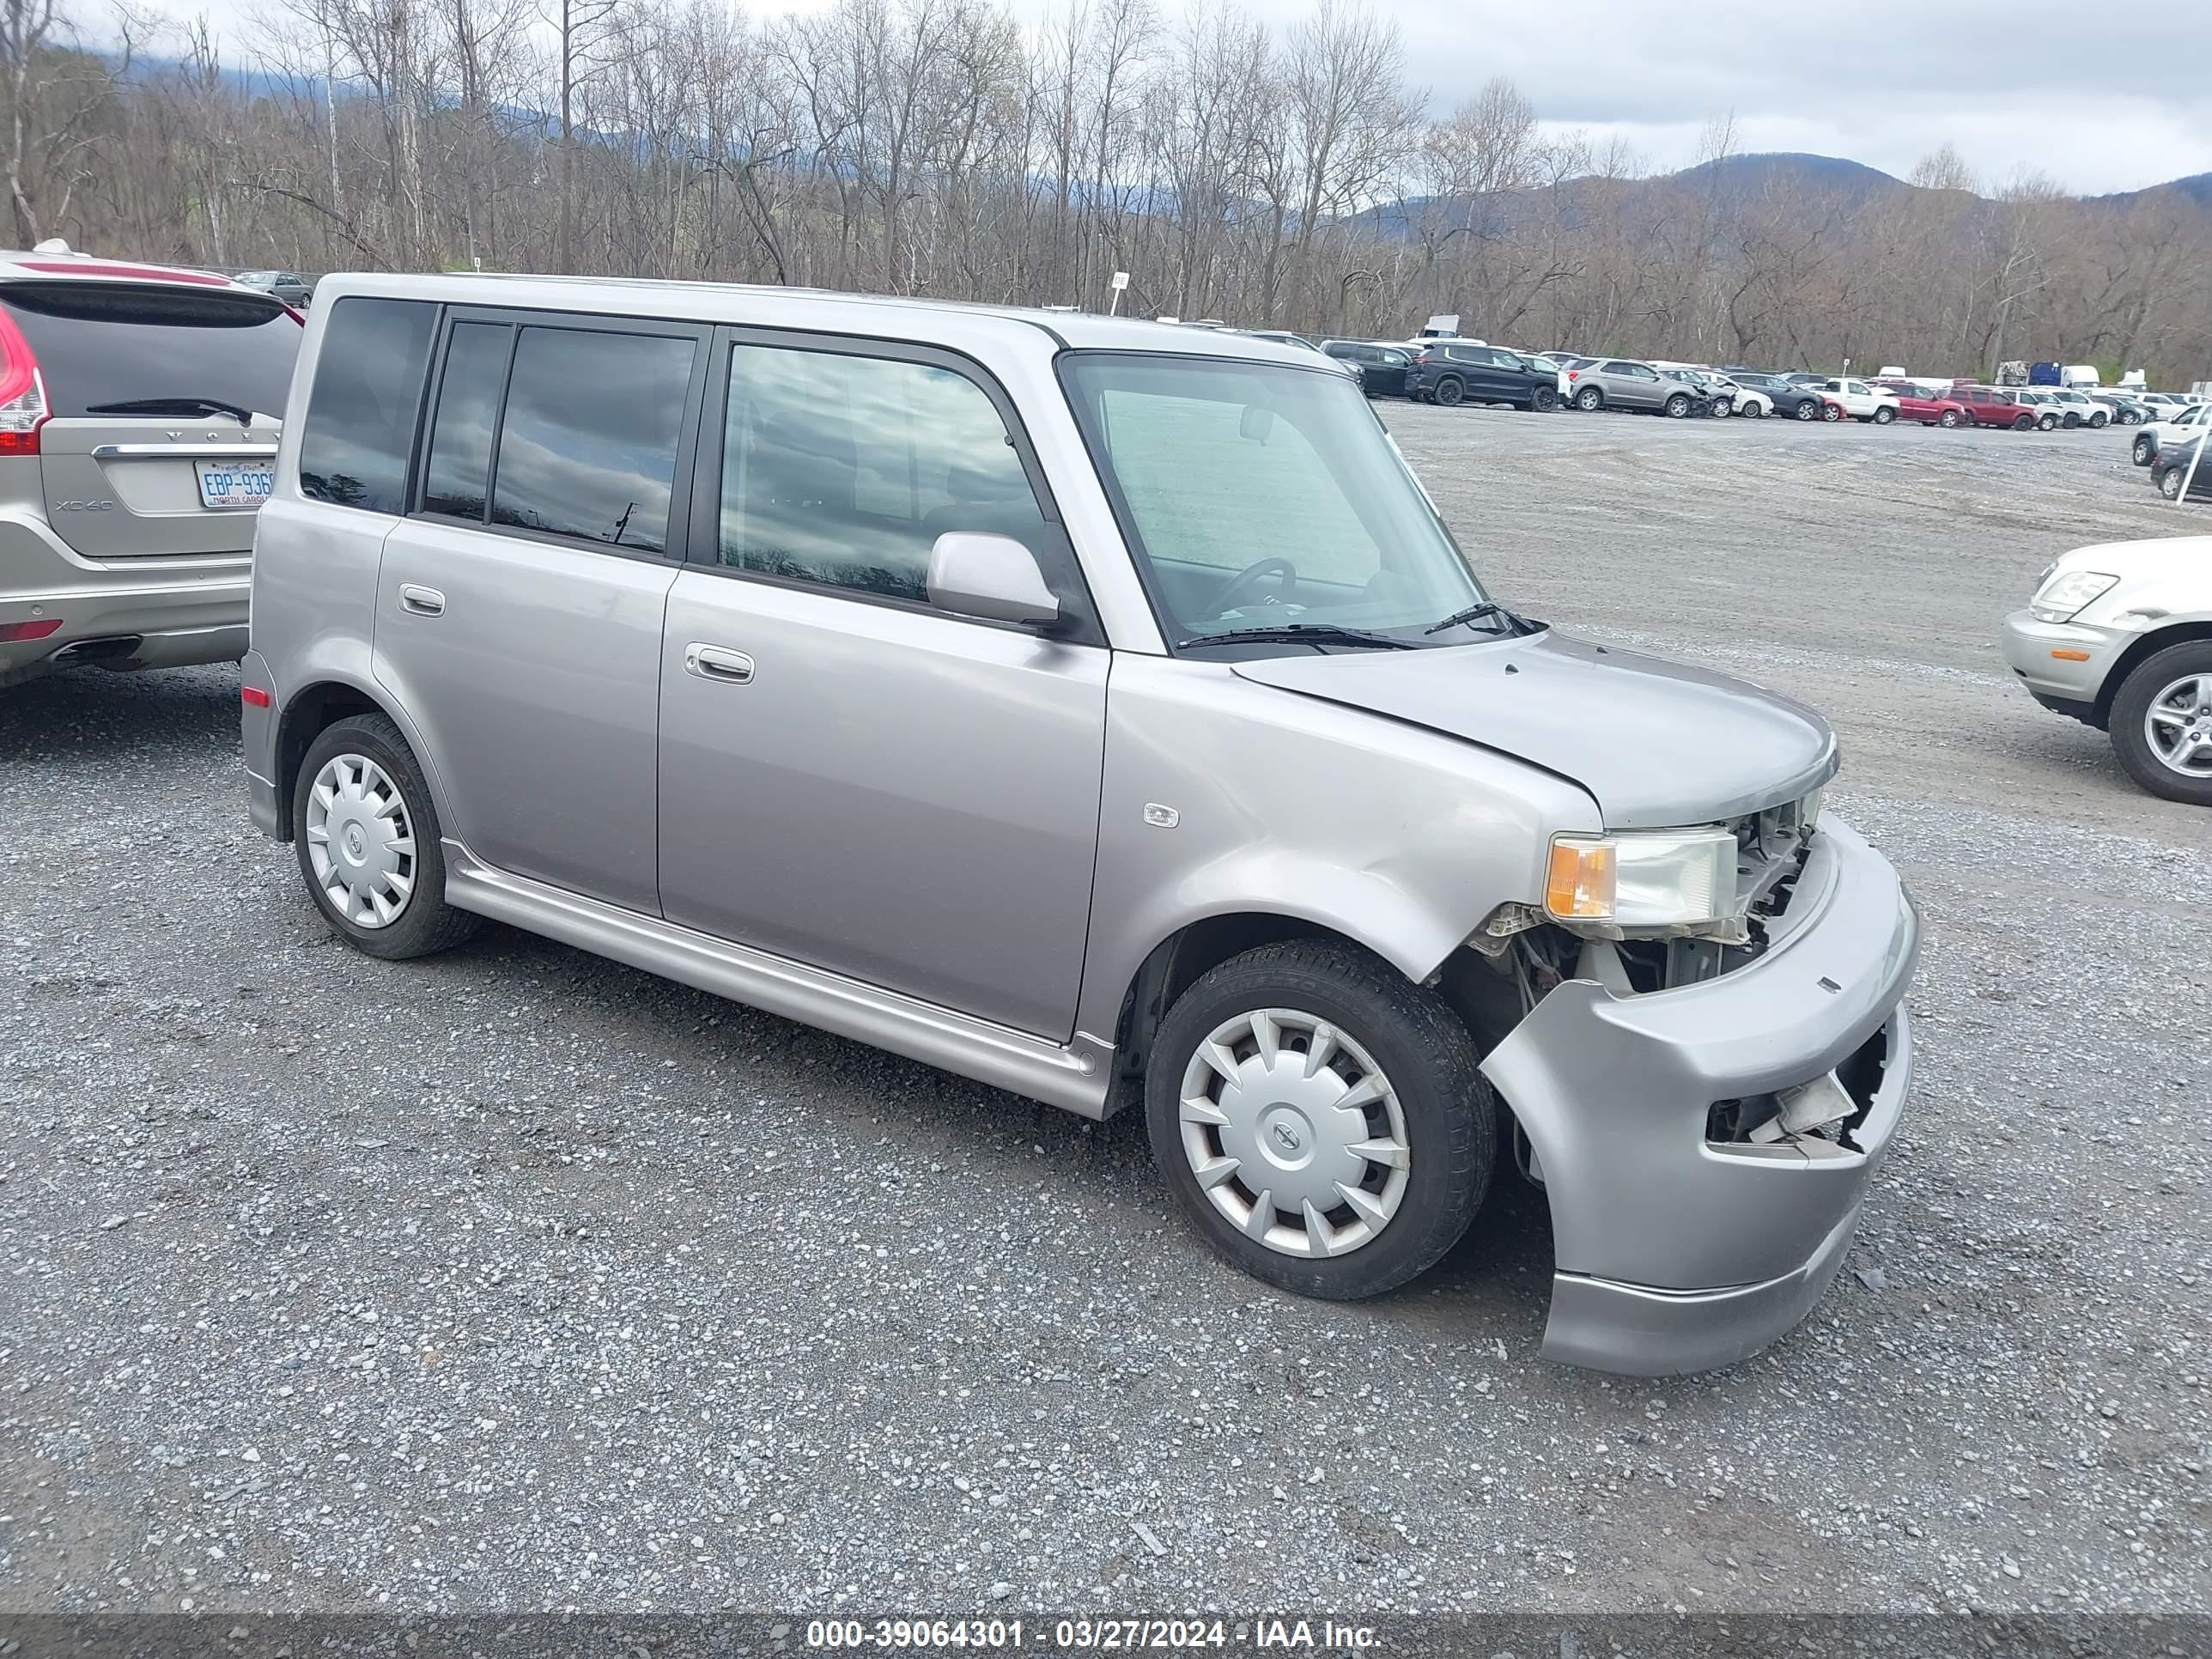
[
  {"x1": 0, "y1": 245, "x2": 295, "y2": 690},
  {"x1": 1565, "y1": 357, "x2": 1707, "y2": 416},
  {"x1": 244, "y1": 275, "x2": 1919, "y2": 1375}
]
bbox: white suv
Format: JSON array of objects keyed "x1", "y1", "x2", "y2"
[
  {"x1": 2003, "y1": 538, "x2": 2212, "y2": 803},
  {"x1": 1818, "y1": 379, "x2": 1901, "y2": 424}
]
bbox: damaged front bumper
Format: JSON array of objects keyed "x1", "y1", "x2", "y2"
[{"x1": 1481, "y1": 814, "x2": 1919, "y2": 1376}]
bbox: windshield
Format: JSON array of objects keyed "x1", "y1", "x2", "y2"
[{"x1": 1060, "y1": 351, "x2": 1490, "y2": 649}]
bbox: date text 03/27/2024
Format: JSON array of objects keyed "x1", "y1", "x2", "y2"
[{"x1": 802, "y1": 1619, "x2": 1380, "y2": 1650}]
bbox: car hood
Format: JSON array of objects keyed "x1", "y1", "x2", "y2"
[{"x1": 1231, "y1": 631, "x2": 1838, "y2": 828}]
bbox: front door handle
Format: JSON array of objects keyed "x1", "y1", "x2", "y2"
[
  {"x1": 398, "y1": 584, "x2": 445, "y2": 617},
  {"x1": 684, "y1": 642, "x2": 755, "y2": 684}
]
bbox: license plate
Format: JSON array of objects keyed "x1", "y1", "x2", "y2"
[{"x1": 195, "y1": 459, "x2": 273, "y2": 511}]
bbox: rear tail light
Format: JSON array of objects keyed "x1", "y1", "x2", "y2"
[
  {"x1": 0, "y1": 306, "x2": 47, "y2": 457},
  {"x1": 1413, "y1": 353, "x2": 1430, "y2": 365},
  {"x1": 0, "y1": 617, "x2": 64, "y2": 642},
  {"x1": 1566, "y1": 368, "x2": 1580, "y2": 380}
]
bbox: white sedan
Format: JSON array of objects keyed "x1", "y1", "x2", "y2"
[{"x1": 2002, "y1": 536, "x2": 2212, "y2": 804}]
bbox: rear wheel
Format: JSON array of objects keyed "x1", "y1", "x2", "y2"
[
  {"x1": 1146, "y1": 939, "x2": 1493, "y2": 1299},
  {"x1": 2110, "y1": 645, "x2": 2212, "y2": 805},
  {"x1": 1433, "y1": 377, "x2": 1464, "y2": 407},
  {"x1": 2159, "y1": 466, "x2": 2185, "y2": 500},
  {"x1": 1663, "y1": 392, "x2": 1692, "y2": 418},
  {"x1": 1574, "y1": 386, "x2": 1603, "y2": 411},
  {"x1": 2089, "y1": 410, "x2": 2109, "y2": 428},
  {"x1": 292, "y1": 714, "x2": 481, "y2": 961}
]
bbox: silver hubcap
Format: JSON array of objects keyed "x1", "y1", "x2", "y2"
[
  {"x1": 1179, "y1": 1007, "x2": 1411, "y2": 1259},
  {"x1": 305, "y1": 752, "x2": 416, "y2": 927},
  {"x1": 2144, "y1": 674, "x2": 2212, "y2": 779}
]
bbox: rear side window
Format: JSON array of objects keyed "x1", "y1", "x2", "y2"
[
  {"x1": 422, "y1": 321, "x2": 510, "y2": 521},
  {"x1": 716, "y1": 343, "x2": 1055, "y2": 605},
  {"x1": 1, "y1": 281, "x2": 299, "y2": 421},
  {"x1": 492, "y1": 327, "x2": 695, "y2": 553},
  {"x1": 298, "y1": 297, "x2": 434, "y2": 514}
]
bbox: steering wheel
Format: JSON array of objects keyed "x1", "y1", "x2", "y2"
[{"x1": 1206, "y1": 556, "x2": 1297, "y2": 620}]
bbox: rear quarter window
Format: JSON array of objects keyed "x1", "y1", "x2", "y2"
[
  {"x1": 1, "y1": 282, "x2": 300, "y2": 420},
  {"x1": 298, "y1": 297, "x2": 436, "y2": 514}
]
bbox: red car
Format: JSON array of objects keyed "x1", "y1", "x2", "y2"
[
  {"x1": 1874, "y1": 380, "x2": 1972, "y2": 427},
  {"x1": 1942, "y1": 383, "x2": 2039, "y2": 430}
]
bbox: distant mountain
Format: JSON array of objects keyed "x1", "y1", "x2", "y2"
[
  {"x1": 1668, "y1": 151, "x2": 1909, "y2": 204},
  {"x1": 1357, "y1": 150, "x2": 2209, "y2": 242}
]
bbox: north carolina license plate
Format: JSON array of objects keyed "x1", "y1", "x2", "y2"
[{"x1": 195, "y1": 459, "x2": 273, "y2": 511}]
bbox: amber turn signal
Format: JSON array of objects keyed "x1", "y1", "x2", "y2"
[{"x1": 1546, "y1": 839, "x2": 1617, "y2": 920}]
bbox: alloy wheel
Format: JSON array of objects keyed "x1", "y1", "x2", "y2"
[
  {"x1": 2144, "y1": 676, "x2": 2212, "y2": 780},
  {"x1": 1177, "y1": 1006, "x2": 1412, "y2": 1260},
  {"x1": 304, "y1": 752, "x2": 417, "y2": 928}
]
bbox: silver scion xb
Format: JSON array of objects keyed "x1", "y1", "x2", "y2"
[
  {"x1": 244, "y1": 276, "x2": 1920, "y2": 1376},
  {"x1": 0, "y1": 246, "x2": 296, "y2": 689}
]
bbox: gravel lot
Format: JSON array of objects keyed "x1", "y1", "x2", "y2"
[{"x1": 1, "y1": 409, "x2": 2205, "y2": 1625}]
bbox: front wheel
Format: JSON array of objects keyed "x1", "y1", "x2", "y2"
[
  {"x1": 1433, "y1": 378, "x2": 1464, "y2": 407},
  {"x1": 1871, "y1": 405, "x2": 1896, "y2": 424},
  {"x1": 2133, "y1": 434, "x2": 2156, "y2": 465},
  {"x1": 1793, "y1": 398, "x2": 1818, "y2": 422},
  {"x1": 2110, "y1": 644, "x2": 2212, "y2": 805},
  {"x1": 1663, "y1": 392, "x2": 1692, "y2": 418},
  {"x1": 2088, "y1": 411, "x2": 2109, "y2": 428},
  {"x1": 292, "y1": 714, "x2": 482, "y2": 960},
  {"x1": 2039, "y1": 415, "x2": 2060, "y2": 431},
  {"x1": 1709, "y1": 397, "x2": 1733, "y2": 418},
  {"x1": 2014, "y1": 414, "x2": 2035, "y2": 431},
  {"x1": 1146, "y1": 940, "x2": 1493, "y2": 1299},
  {"x1": 1531, "y1": 385, "x2": 1558, "y2": 412},
  {"x1": 1741, "y1": 401, "x2": 1765, "y2": 418},
  {"x1": 1937, "y1": 410, "x2": 1963, "y2": 428},
  {"x1": 2118, "y1": 410, "x2": 2141, "y2": 426},
  {"x1": 1573, "y1": 386, "x2": 1603, "y2": 411}
]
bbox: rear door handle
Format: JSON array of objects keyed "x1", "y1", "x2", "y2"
[
  {"x1": 684, "y1": 642, "x2": 755, "y2": 684},
  {"x1": 398, "y1": 584, "x2": 445, "y2": 617}
]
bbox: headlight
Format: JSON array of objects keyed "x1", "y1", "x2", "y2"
[
  {"x1": 2030, "y1": 569, "x2": 2118, "y2": 622},
  {"x1": 1546, "y1": 829, "x2": 1738, "y2": 928}
]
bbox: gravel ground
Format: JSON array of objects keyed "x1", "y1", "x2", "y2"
[{"x1": 0, "y1": 409, "x2": 2205, "y2": 1623}]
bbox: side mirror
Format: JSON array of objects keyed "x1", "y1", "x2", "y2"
[{"x1": 927, "y1": 532, "x2": 1060, "y2": 628}]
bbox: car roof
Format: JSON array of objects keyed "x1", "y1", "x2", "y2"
[
  {"x1": 311, "y1": 270, "x2": 1330, "y2": 372},
  {"x1": 0, "y1": 247, "x2": 271, "y2": 294}
]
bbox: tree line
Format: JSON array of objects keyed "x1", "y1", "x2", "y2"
[{"x1": 5, "y1": 0, "x2": 2209, "y2": 386}]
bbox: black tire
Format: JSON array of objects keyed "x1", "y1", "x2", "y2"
[
  {"x1": 2039, "y1": 415, "x2": 2060, "y2": 431},
  {"x1": 2158, "y1": 466, "x2": 2185, "y2": 501},
  {"x1": 2088, "y1": 410, "x2": 2109, "y2": 428},
  {"x1": 1531, "y1": 384, "x2": 1558, "y2": 412},
  {"x1": 1937, "y1": 410, "x2": 1963, "y2": 428},
  {"x1": 291, "y1": 713, "x2": 481, "y2": 961},
  {"x1": 1145, "y1": 939, "x2": 1494, "y2": 1300},
  {"x1": 2109, "y1": 641, "x2": 2212, "y2": 805},
  {"x1": 2133, "y1": 434, "x2": 2156, "y2": 465},
  {"x1": 1822, "y1": 401, "x2": 1844, "y2": 422},
  {"x1": 2014, "y1": 414, "x2": 2035, "y2": 431},
  {"x1": 1792, "y1": 398, "x2": 1818, "y2": 421},
  {"x1": 1744, "y1": 400, "x2": 1765, "y2": 418},
  {"x1": 2118, "y1": 410, "x2": 2140, "y2": 426},
  {"x1": 1433, "y1": 377, "x2": 1464, "y2": 407},
  {"x1": 2061, "y1": 413, "x2": 2081, "y2": 428},
  {"x1": 1573, "y1": 386, "x2": 1603, "y2": 411},
  {"x1": 1663, "y1": 392, "x2": 1692, "y2": 418},
  {"x1": 1871, "y1": 405, "x2": 1896, "y2": 424}
]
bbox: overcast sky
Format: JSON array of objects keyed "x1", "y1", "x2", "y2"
[{"x1": 126, "y1": 0, "x2": 2212, "y2": 196}]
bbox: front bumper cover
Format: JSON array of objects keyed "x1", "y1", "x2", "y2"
[
  {"x1": 1482, "y1": 814, "x2": 1919, "y2": 1375},
  {"x1": 2000, "y1": 607, "x2": 2124, "y2": 704}
]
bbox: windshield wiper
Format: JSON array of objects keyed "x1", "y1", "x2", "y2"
[
  {"x1": 1423, "y1": 600, "x2": 1534, "y2": 637},
  {"x1": 1177, "y1": 624, "x2": 1414, "y2": 651},
  {"x1": 85, "y1": 397, "x2": 258, "y2": 425}
]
